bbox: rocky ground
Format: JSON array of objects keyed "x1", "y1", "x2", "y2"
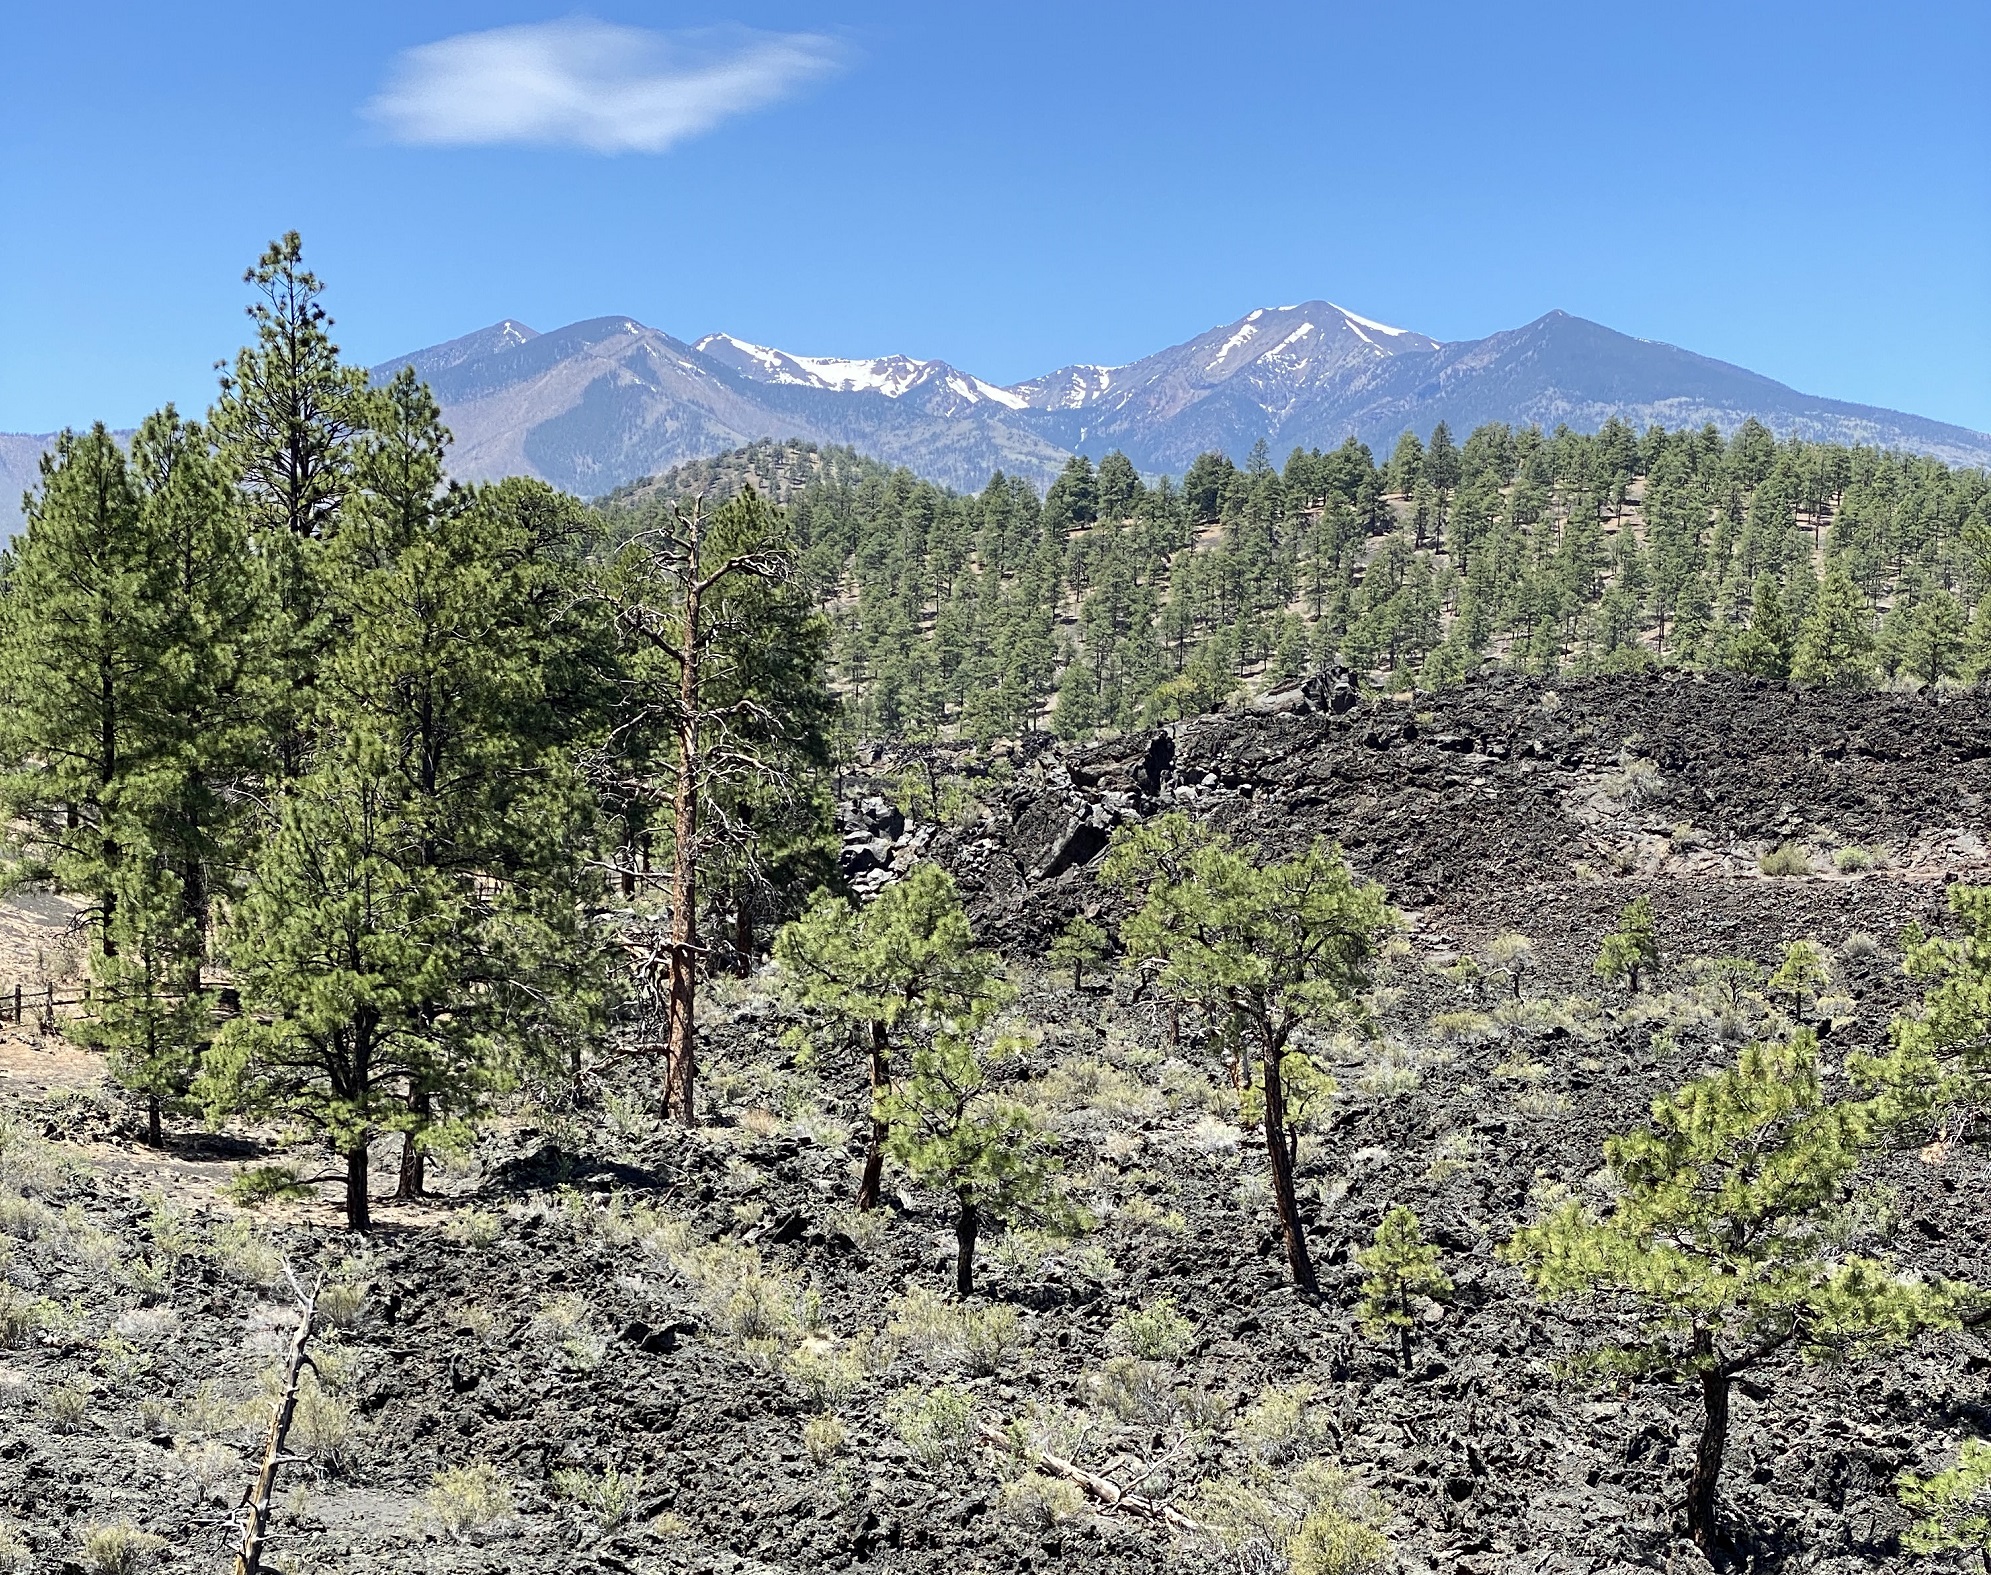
[{"x1": 1, "y1": 672, "x2": 1987, "y2": 1575}]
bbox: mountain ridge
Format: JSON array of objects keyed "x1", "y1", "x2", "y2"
[{"x1": 4, "y1": 302, "x2": 1987, "y2": 530}]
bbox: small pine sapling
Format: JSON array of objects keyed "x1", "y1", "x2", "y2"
[
  {"x1": 1503, "y1": 1029, "x2": 1965, "y2": 1554},
  {"x1": 1047, "y1": 916, "x2": 1109, "y2": 991},
  {"x1": 1104, "y1": 813, "x2": 1395, "y2": 1294},
  {"x1": 881, "y1": 1027, "x2": 1064, "y2": 1296},
  {"x1": 1851, "y1": 884, "x2": 1991, "y2": 1150},
  {"x1": 1767, "y1": 938, "x2": 1829, "y2": 1019},
  {"x1": 776, "y1": 864, "x2": 1009, "y2": 1210},
  {"x1": 1593, "y1": 894, "x2": 1659, "y2": 994},
  {"x1": 1355, "y1": 1206, "x2": 1452, "y2": 1371}
]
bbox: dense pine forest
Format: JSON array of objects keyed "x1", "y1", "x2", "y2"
[{"x1": 608, "y1": 424, "x2": 1991, "y2": 745}]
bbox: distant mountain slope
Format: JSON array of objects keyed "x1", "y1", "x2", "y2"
[
  {"x1": 374, "y1": 303, "x2": 1988, "y2": 496},
  {"x1": 5, "y1": 300, "x2": 1986, "y2": 533},
  {"x1": 372, "y1": 316, "x2": 1072, "y2": 497},
  {"x1": 0, "y1": 434, "x2": 54, "y2": 535}
]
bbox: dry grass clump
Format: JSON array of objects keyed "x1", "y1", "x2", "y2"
[
  {"x1": 424, "y1": 1462, "x2": 514, "y2": 1541},
  {"x1": 1842, "y1": 930, "x2": 1883, "y2": 960},
  {"x1": 75, "y1": 1523, "x2": 168, "y2": 1575},
  {"x1": 208, "y1": 1218, "x2": 284, "y2": 1288},
  {"x1": 1758, "y1": 842, "x2": 1812, "y2": 876},
  {"x1": 534, "y1": 1294, "x2": 611, "y2": 1372},
  {"x1": 0, "y1": 1517, "x2": 27, "y2": 1573},
  {"x1": 1187, "y1": 1457, "x2": 1389, "y2": 1575},
  {"x1": 887, "y1": 1288, "x2": 1023, "y2": 1376},
  {"x1": 1832, "y1": 843, "x2": 1884, "y2": 872},
  {"x1": 802, "y1": 1413, "x2": 846, "y2": 1465},
  {"x1": 1029, "y1": 1057, "x2": 1164, "y2": 1125}
]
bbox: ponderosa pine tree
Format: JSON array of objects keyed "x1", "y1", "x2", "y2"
[
  {"x1": 1791, "y1": 557, "x2": 1877, "y2": 687},
  {"x1": 203, "y1": 375, "x2": 598, "y2": 1229},
  {"x1": 1503, "y1": 1029, "x2": 1964, "y2": 1553},
  {"x1": 593, "y1": 486, "x2": 833, "y2": 1125},
  {"x1": 775, "y1": 863, "x2": 1008, "y2": 1210},
  {"x1": 1103, "y1": 813, "x2": 1394, "y2": 1293},
  {"x1": 211, "y1": 232, "x2": 368, "y2": 781},
  {"x1": 0, "y1": 419, "x2": 256, "y2": 1143},
  {"x1": 0, "y1": 426, "x2": 156, "y2": 931}
]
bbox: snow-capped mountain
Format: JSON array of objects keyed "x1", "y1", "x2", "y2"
[
  {"x1": 6, "y1": 301, "x2": 1988, "y2": 531},
  {"x1": 692, "y1": 334, "x2": 1028, "y2": 414}
]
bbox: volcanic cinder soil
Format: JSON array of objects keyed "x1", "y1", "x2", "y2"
[{"x1": 0, "y1": 672, "x2": 1985, "y2": 1575}]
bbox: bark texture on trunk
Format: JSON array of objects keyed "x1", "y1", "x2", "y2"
[
  {"x1": 232, "y1": 1278, "x2": 318, "y2": 1575},
  {"x1": 345, "y1": 1146, "x2": 370, "y2": 1234},
  {"x1": 664, "y1": 567, "x2": 703, "y2": 1130},
  {"x1": 146, "y1": 1094, "x2": 162, "y2": 1150},
  {"x1": 1260, "y1": 1040, "x2": 1317, "y2": 1293},
  {"x1": 1688, "y1": 1333, "x2": 1729, "y2": 1554},
  {"x1": 396, "y1": 1086, "x2": 431, "y2": 1199},
  {"x1": 955, "y1": 1195, "x2": 979, "y2": 1297},
  {"x1": 856, "y1": 1018, "x2": 889, "y2": 1211}
]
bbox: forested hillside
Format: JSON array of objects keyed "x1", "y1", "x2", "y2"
[{"x1": 606, "y1": 427, "x2": 1991, "y2": 744}]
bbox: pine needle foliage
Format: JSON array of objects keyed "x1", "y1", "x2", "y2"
[
  {"x1": 776, "y1": 863, "x2": 1009, "y2": 1211},
  {"x1": 1102, "y1": 813, "x2": 1394, "y2": 1294},
  {"x1": 1355, "y1": 1206, "x2": 1452, "y2": 1371},
  {"x1": 1502, "y1": 1028, "x2": 1966, "y2": 1552}
]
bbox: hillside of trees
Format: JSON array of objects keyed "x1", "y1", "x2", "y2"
[{"x1": 604, "y1": 428, "x2": 1991, "y2": 746}]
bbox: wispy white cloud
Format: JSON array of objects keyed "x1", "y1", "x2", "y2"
[{"x1": 365, "y1": 19, "x2": 845, "y2": 153}]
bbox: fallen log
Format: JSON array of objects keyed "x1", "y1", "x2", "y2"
[{"x1": 975, "y1": 1422, "x2": 1201, "y2": 1532}]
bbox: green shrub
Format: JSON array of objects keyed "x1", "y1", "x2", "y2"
[
  {"x1": 999, "y1": 1474, "x2": 1090, "y2": 1528},
  {"x1": 785, "y1": 1340, "x2": 867, "y2": 1409},
  {"x1": 441, "y1": 1207, "x2": 501, "y2": 1248},
  {"x1": 424, "y1": 1463, "x2": 513, "y2": 1541},
  {"x1": 885, "y1": 1383, "x2": 977, "y2": 1469},
  {"x1": 1187, "y1": 1459, "x2": 1389, "y2": 1575},
  {"x1": 1758, "y1": 842, "x2": 1811, "y2": 876},
  {"x1": 1107, "y1": 1296, "x2": 1196, "y2": 1362},
  {"x1": 552, "y1": 1464, "x2": 645, "y2": 1528},
  {"x1": 75, "y1": 1524, "x2": 167, "y2": 1575}
]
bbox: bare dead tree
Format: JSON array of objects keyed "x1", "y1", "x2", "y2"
[
  {"x1": 233, "y1": 1264, "x2": 322, "y2": 1575},
  {"x1": 590, "y1": 490, "x2": 830, "y2": 1126}
]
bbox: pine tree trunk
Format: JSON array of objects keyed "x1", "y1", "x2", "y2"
[
  {"x1": 955, "y1": 1195, "x2": 979, "y2": 1297},
  {"x1": 345, "y1": 1145, "x2": 370, "y2": 1234},
  {"x1": 1260, "y1": 1038, "x2": 1317, "y2": 1293},
  {"x1": 396, "y1": 1088, "x2": 429, "y2": 1200},
  {"x1": 665, "y1": 571, "x2": 703, "y2": 1130},
  {"x1": 147, "y1": 1094, "x2": 162, "y2": 1150},
  {"x1": 857, "y1": 1019, "x2": 889, "y2": 1211},
  {"x1": 1688, "y1": 1339, "x2": 1729, "y2": 1553}
]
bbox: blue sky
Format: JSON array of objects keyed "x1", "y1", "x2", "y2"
[{"x1": 2, "y1": 0, "x2": 1987, "y2": 434}]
